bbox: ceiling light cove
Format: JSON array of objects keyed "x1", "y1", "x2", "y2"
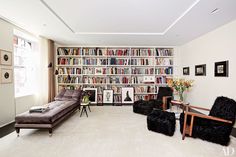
[{"x1": 40, "y1": 0, "x2": 201, "y2": 35}]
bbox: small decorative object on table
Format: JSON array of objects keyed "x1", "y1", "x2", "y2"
[{"x1": 167, "y1": 78, "x2": 193, "y2": 102}]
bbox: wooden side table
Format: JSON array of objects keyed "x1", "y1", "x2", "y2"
[{"x1": 80, "y1": 102, "x2": 91, "y2": 117}]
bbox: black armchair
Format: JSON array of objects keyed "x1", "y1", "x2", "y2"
[
  {"x1": 133, "y1": 87, "x2": 173, "y2": 115},
  {"x1": 180, "y1": 96, "x2": 236, "y2": 145}
]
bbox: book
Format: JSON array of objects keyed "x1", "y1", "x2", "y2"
[{"x1": 29, "y1": 106, "x2": 49, "y2": 113}]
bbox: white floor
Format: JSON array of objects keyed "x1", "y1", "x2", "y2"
[{"x1": 0, "y1": 106, "x2": 235, "y2": 157}]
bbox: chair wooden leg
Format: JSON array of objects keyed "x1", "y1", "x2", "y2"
[
  {"x1": 88, "y1": 105, "x2": 91, "y2": 112},
  {"x1": 182, "y1": 112, "x2": 188, "y2": 140},
  {"x1": 189, "y1": 116, "x2": 195, "y2": 136}
]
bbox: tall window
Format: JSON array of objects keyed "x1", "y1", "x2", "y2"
[{"x1": 13, "y1": 31, "x2": 38, "y2": 97}]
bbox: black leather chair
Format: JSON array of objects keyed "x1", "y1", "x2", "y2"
[
  {"x1": 180, "y1": 96, "x2": 236, "y2": 146},
  {"x1": 133, "y1": 87, "x2": 173, "y2": 115}
]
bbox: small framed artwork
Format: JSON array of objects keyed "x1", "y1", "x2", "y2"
[
  {"x1": 122, "y1": 87, "x2": 134, "y2": 104},
  {"x1": 183, "y1": 67, "x2": 190, "y2": 75},
  {"x1": 0, "y1": 50, "x2": 12, "y2": 65},
  {"x1": 214, "y1": 61, "x2": 229, "y2": 77},
  {"x1": 195, "y1": 64, "x2": 206, "y2": 76},
  {"x1": 83, "y1": 88, "x2": 97, "y2": 104},
  {"x1": 103, "y1": 89, "x2": 113, "y2": 104},
  {"x1": 0, "y1": 68, "x2": 13, "y2": 84}
]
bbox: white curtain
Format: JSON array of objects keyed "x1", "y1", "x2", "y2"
[{"x1": 35, "y1": 37, "x2": 49, "y2": 105}]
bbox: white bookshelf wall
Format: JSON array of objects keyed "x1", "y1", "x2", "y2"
[{"x1": 56, "y1": 47, "x2": 174, "y2": 104}]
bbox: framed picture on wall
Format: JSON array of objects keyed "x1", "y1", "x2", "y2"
[
  {"x1": 0, "y1": 50, "x2": 12, "y2": 65},
  {"x1": 103, "y1": 89, "x2": 113, "y2": 104},
  {"x1": 183, "y1": 67, "x2": 190, "y2": 75},
  {"x1": 214, "y1": 61, "x2": 229, "y2": 77},
  {"x1": 0, "y1": 68, "x2": 13, "y2": 84},
  {"x1": 195, "y1": 64, "x2": 206, "y2": 76},
  {"x1": 122, "y1": 87, "x2": 134, "y2": 104},
  {"x1": 83, "y1": 88, "x2": 97, "y2": 104}
]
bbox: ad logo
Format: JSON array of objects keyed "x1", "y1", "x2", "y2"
[{"x1": 223, "y1": 147, "x2": 235, "y2": 156}]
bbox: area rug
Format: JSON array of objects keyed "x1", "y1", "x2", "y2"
[{"x1": 0, "y1": 106, "x2": 235, "y2": 157}]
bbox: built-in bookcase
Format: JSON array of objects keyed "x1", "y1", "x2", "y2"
[{"x1": 56, "y1": 47, "x2": 174, "y2": 105}]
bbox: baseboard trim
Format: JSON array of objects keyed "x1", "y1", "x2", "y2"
[{"x1": 0, "y1": 121, "x2": 15, "y2": 138}]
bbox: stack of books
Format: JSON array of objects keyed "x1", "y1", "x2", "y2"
[{"x1": 29, "y1": 106, "x2": 49, "y2": 113}]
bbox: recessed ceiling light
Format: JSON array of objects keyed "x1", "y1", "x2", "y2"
[{"x1": 211, "y1": 8, "x2": 220, "y2": 14}]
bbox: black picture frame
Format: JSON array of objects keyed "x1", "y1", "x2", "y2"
[
  {"x1": 183, "y1": 67, "x2": 190, "y2": 75},
  {"x1": 83, "y1": 88, "x2": 97, "y2": 104},
  {"x1": 214, "y1": 61, "x2": 229, "y2": 77},
  {"x1": 195, "y1": 64, "x2": 206, "y2": 76}
]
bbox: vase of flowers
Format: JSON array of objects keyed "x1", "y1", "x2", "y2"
[{"x1": 167, "y1": 78, "x2": 194, "y2": 102}]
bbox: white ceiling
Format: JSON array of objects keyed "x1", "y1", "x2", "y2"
[{"x1": 0, "y1": 0, "x2": 236, "y2": 46}]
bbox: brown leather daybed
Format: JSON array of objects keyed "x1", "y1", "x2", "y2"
[{"x1": 15, "y1": 89, "x2": 81, "y2": 136}]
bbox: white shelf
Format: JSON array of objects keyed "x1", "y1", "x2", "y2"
[
  {"x1": 57, "y1": 65, "x2": 82, "y2": 67},
  {"x1": 58, "y1": 55, "x2": 82, "y2": 58},
  {"x1": 107, "y1": 65, "x2": 130, "y2": 67},
  {"x1": 135, "y1": 93, "x2": 157, "y2": 95}
]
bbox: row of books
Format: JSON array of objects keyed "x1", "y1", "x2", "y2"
[
  {"x1": 131, "y1": 58, "x2": 153, "y2": 65},
  {"x1": 156, "y1": 58, "x2": 173, "y2": 66},
  {"x1": 57, "y1": 48, "x2": 174, "y2": 57},
  {"x1": 134, "y1": 86, "x2": 156, "y2": 93},
  {"x1": 83, "y1": 58, "x2": 107, "y2": 65},
  {"x1": 108, "y1": 76, "x2": 130, "y2": 84},
  {"x1": 156, "y1": 76, "x2": 172, "y2": 84},
  {"x1": 114, "y1": 95, "x2": 122, "y2": 103},
  {"x1": 156, "y1": 48, "x2": 173, "y2": 56},
  {"x1": 110, "y1": 58, "x2": 130, "y2": 65},
  {"x1": 58, "y1": 58, "x2": 82, "y2": 65},
  {"x1": 134, "y1": 95, "x2": 157, "y2": 101},
  {"x1": 155, "y1": 67, "x2": 173, "y2": 75},
  {"x1": 107, "y1": 67, "x2": 130, "y2": 74},
  {"x1": 97, "y1": 95, "x2": 103, "y2": 103},
  {"x1": 58, "y1": 85, "x2": 82, "y2": 91},
  {"x1": 131, "y1": 68, "x2": 154, "y2": 74},
  {"x1": 57, "y1": 48, "x2": 81, "y2": 56},
  {"x1": 83, "y1": 77, "x2": 106, "y2": 84},
  {"x1": 131, "y1": 49, "x2": 154, "y2": 56},
  {"x1": 82, "y1": 48, "x2": 106, "y2": 56},
  {"x1": 107, "y1": 49, "x2": 129, "y2": 56},
  {"x1": 58, "y1": 76, "x2": 82, "y2": 83},
  {"x1": 83, "y1": 67, "x2": 107, "y2": 75},
  {"x1": 110, "y1": 86, "x2": 121, "y2": 94},
  {"x1": 57, "y1": 67, "x2": 172, "y2": 75},
  {"x1": 58, "y1": 68, "x2": 82, "y2": 75},
  {"x1": 131, "y1": 76, "x2": 144, "y2": 84}
]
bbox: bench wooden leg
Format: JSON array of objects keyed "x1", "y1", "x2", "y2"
[
  {"x1": 16, "y1": 128, "x2": 20, "y2": 137},
  {"x1": 49, "y1": 128, "x2": 52, "y2": 137}
]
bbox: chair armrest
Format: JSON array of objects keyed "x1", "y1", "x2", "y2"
[
  {"x1": 182, "y1": 110, "x2": 232, "y2": 140},
  {"x1": 186, "y1": 105, "x2": 211, "y2": 111},
  {"x1": 162, "y1": 96, "x2": 172, "y2": 110},
  {"x1": 185, "y1": 111, "x2": 232, "y2": 124}
]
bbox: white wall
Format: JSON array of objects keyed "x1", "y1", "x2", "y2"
[
  {"x1": 179, "y1": 20, "x2": 236, "y2": 110},
  {"x1": 0, "y1": 18, "x2": 49, "y2": 127},
  {"x1": 0, "y1": 19, "x2": 15, "y2": 126}
]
